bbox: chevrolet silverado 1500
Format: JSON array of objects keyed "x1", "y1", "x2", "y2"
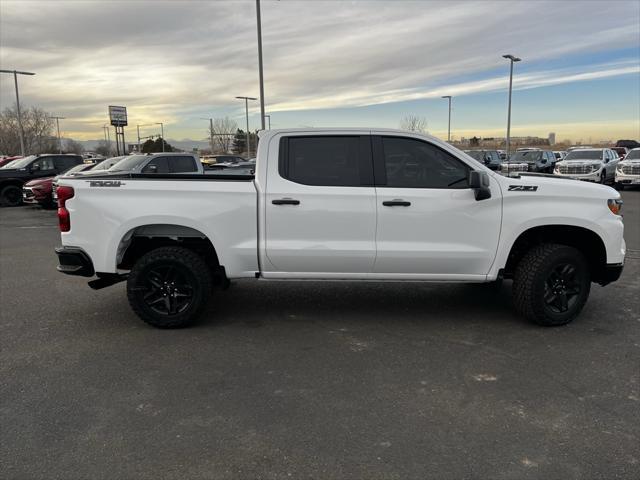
[{"x1": 55, "y1": 129, "x2": 625, "y2": 328}]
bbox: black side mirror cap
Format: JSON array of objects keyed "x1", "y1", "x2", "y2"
[{"x1": 469, "y1": 171, "x2": 491, "y2": 201}]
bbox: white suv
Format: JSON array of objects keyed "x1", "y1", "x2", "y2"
[
  {"x1": 554, "y1": 148, "x2": 618, "y2": 184},
  {"x1": 615, "y1": 147, "x2": 640, "y2": 188}
]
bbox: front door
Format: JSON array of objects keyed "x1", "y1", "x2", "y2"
[
  {"x1": 372, "y1": 135, "x2": 502, "y2": 279},
  {"x1": 263, "y1": 134, "x2": 376, "y2": 276}
]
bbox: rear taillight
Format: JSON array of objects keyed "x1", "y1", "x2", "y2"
[{"x1": 57, "y1": 186, "x2": 74, "y2": 232}]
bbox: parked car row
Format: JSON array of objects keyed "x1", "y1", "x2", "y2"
[
  {"x1": 3, "y1": 146, "x2": 638, "y2": 209},
  {"x1": 0, "y1": 151, "x2": 258, "y2": 208}
]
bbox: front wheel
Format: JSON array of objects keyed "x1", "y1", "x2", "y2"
[
  {"x1": 127, "y1": 246, "x2": 212, "y2": 328},
  {"x1": 0, "y1": 185, "x2": 23, "y2": 207},
  {"x1": 513, "y1": 243, "x2": 590, "y2": 326}
]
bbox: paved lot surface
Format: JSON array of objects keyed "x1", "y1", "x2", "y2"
[{"x1": 1, "y1": 190, "x2": 639, "y2": 480}]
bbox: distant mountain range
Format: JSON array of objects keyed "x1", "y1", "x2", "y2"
[{"x1": 77, "y1": 138, "x2": 211, "y2": 152}]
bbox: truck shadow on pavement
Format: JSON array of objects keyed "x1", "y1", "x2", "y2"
[{"x1": 205, "y1": 280, "x2": 523, "y2": 329}]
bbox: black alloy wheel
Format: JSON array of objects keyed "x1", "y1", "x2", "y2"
[{"x1": 543, "y1": 263, "x2": 582, "y2": 314}]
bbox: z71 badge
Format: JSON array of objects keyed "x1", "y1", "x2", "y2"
[
  {"x1": 508, "y1": 185, "x2": 538, "y2": 192},
  {"x1": 88, "y1": 180, "x2": 125, "y2": 187}
]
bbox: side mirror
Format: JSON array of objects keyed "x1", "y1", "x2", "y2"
[
  {"x1": 469, "y1": 171, "x2": 491, "y2": 201},
  {"x1": 144, "y1": 164, "x2": 158, "y2": 173},
  {"x1": 541, "y1": 158, "x2": 547, "y2": 164},
  {"x1": 30, "y1": 164, "x2": 40, "y2": 172}
]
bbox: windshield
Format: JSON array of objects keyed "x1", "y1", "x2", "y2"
[
  {"x1": 624, "y1": 149, "x2": 640, "y2": 160},
  {"x1": 65, "y1": 164, "x2": 93, "y2": 175},
  {"x1": 508, "y1": 151, "x2": 542, "y2": 162},
  {"x1": 564, "y1": 150, "x2": 603, "y2": 161},
  {"x1": 93, "y1": 156, "x2": 127, "y2": 171},
  {"x1": 2, "y1": 155, "x2": 36, "y2": 169},
  {"x1": 107, "y1": 155, "x2": 147, "y2": 171}
]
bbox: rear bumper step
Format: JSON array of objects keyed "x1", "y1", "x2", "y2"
[{"x1": 55, "y1": 247, "x2": 95, "y2": 277}]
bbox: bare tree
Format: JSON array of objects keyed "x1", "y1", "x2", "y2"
[
  {"x1": 95, "y1": 140, "x2": 113, "y2": 157},
  {"x1": 211, "y1": 117, "x2": 238, "y2": 153},
  {"x1": 63, "y1": 138, "x2": 84, "y2": 155},
  {"x1": 0, "y1": 105, "x2": 57, "y2": 155},
  {"x1": 400, "y1": 115, "x2": 428, "y2": 133}
]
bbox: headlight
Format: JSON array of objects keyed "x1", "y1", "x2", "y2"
[{"x1": 608, "y1": 199, "x2": 623, "y2": 215}]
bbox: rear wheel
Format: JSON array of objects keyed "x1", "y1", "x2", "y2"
[
  {"x1": 513, "y1": 243, "x2": 590, "y2": 326},
  {"x1": 127, "y1": 246, "x2": 212, "y2": 328},
  {"x1": 0, "y1": 185, "x2": 23, "y2": 207}
]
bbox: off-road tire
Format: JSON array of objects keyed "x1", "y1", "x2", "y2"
[
  {"x1": 513, "y1": 243, "x2": 590, "y2": 326},
  {"x1": 127, "y1": 246, "x2": 212, "y2": 328},
  {"x1": 0, "y1": 185, "x2": 23, "y2": 207}
]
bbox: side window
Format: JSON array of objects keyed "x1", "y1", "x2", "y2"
[
  {"x1": 142, "y1": 156, "x2": 169, "y2": 173},
  {"x1": 280, "y1": 136, "x2": 369, "y2": 187},
  {"x1": 380, "y1": 137, "x2": 470, "y2": 189},
  {"x1": 170, "y1": 156, "x2": 197, "y2": 173},
  {"x1": 53, "y1": 156, "x2": 75, "y2": 171},
  {"x1": 31, "y1": 157, "x2": 55, "y2": 171}
]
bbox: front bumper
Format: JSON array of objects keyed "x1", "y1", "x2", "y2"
[
  {"x1": 55, "y1": 247, "x2": 95, "y2": 277},
  {"x1": 615, "y1": 172, "x2": 640, "y2": 185},
  {"x1": 599, "y1": 264, "x2": 624, "y2": 286},
  {"x1": 23, "y1": 187, "x2": 51, "y2": 205},
  {"x1": 553, "y1": 169, "x2": 601, "y2": 182}
]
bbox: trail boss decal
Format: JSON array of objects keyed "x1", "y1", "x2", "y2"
[
  {"x1": 88, "y1": 180, "x2": 125, "y2": 187},
  {"x1": 508, "y1": 185, "x2": 538, "y2": 192}
]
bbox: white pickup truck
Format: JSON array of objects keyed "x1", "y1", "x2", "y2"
[{"x1": 55, "y1": 129, "x2": 625, "y2": 328}]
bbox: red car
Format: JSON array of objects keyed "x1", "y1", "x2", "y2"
[
  {"x1": 0, "y1": 156, "x2": 22, "y2": 168},
  {"x1": 23, "y1": 163, "x2": 96, "y2": 208}
]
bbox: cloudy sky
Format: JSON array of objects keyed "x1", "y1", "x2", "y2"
[{"x1": 1, "y1": 0, "x2": 639, "y2": 144}]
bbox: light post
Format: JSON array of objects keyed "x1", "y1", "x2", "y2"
[
  {"x1": 503, "y1": 54, "x2": 521, "y2": 160},
  {"x1": 0, "y1": 69, "x2": 35, "y2": 156},
  {"x1": 103, "y1": 124, "x2": 111, "y2": 154},
  {"x1": 264, "y1": 114, "x2": 271, "y2": 130},
  {"x1": 236, "y1": 96, "x2": 257, "y2": 156},
  {"x1": 256, "y1": 0, "x2": 266, "y2": 130},
  {"x1": 200, "y1": 118, "x2": 215, "y2": 153},
  {"x1": 50, "y1": 115, "x2": 66, "y2": 153},
  {"x1": 441, "y1": 96, "x2": 452, "y2": 142},
  {"x1": 156, "y1": 122, "x2": 165, "y2": 152},
  {"x1": 137, "y1": 123, "x2": 154, "y2": 153}
]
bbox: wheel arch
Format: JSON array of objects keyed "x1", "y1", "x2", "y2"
[
  {"x1": 114, "y1": 222, "x2": 224, "y2": 281},
  {"x1": 501, "y1": 224, "x2": 608, "y2": 283}
]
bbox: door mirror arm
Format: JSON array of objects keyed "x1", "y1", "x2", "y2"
[{"x1": 469, "y1": 171, "x2": 491, "y2": 201}]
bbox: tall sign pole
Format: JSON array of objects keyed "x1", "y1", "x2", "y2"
[
  {"x1": 1, "y1": 69, "x2": 35, "y2": 156},
  {"x1": 256, "y1": 0, "x2": 266, "y2": 131}
]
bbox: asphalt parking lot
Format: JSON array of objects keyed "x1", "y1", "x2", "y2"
[{"x1": 1, "y1": 190, "x2": 639, "y2": 480}]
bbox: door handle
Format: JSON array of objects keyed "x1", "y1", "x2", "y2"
[
  {"x1": 382, "y1": 200, "x2": 411, "y2": 207},
  {"x1": 272, "y1": 198, "x2": 300, "y2": 205}
]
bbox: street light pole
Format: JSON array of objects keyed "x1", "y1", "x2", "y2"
[
  {"x1": 503, "y1": 54, "x2": 521, "y2": 159},
  {"x1": 264, "y1": 114, "x2": 271, "y2": 130},
  {"x1": 50, "y1": 116, "x2": 66, "y2": 153},
  {"x1": 256, "y1": 0, "x2": 266, "y2": 131},
  {"x1": 156, "y1": 123, "x2": 165, "y2": 152},
  {"x1": 0, "y1": 69, "x2": 36, "y2": 156},
  {"x1": 441, "y1": 96, "x2": 452, "y2": 142},
  {"x1": 236, "y1": 96, "x2": 257, "y2": 156},
  {"x1": 103, "y1": 124, "x2": 111, "y2": 154}
]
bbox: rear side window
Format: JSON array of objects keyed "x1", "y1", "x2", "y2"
[
  {"x1": 170, "y1": 156, "x2": 197, "y2": 173},
  {"x1": 379, "y1": 137, "x2": 470, "y2": 189},
  {"x1": 142, "y1": 157, "x2": 169, "y2": 173},
  {"x1": 280, "y1": 136, "x2": 371, "y2": 186}
]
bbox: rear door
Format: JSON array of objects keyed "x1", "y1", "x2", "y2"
[
  {"x1": 263, "y1": 133, "x2": 377, "y2": 276},
  {"x1": 372, "y1": 134, "x2": 502, "y2": 279}
]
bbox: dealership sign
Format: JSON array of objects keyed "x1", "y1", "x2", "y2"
[{"x1": 108, "y1": 105, "x2": 128, "y2": 126}]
